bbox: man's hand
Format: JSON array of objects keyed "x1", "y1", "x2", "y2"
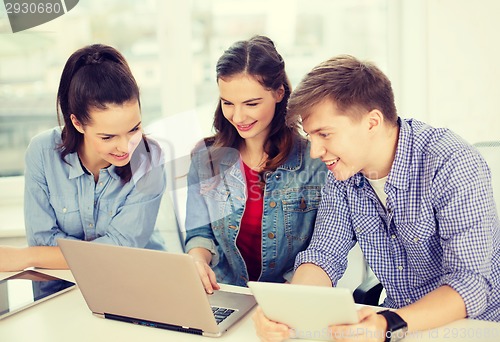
[
  {"x1": 252, "y1": 306, "x2": 291, "y2": 342},
  {"x1": 328, "y1": 307, "x2": 387, "y2": 342}
]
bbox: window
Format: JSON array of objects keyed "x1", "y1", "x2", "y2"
[{"x1": 0, "y1": 0, "x2": 391, "y2": 177}]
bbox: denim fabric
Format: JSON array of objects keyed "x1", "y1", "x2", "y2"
[
  {"x1": 185, "y1": 137, "x2": 327, "y2": 286},
  {"x1": 24, "y1": 127, "x2": 166, "y2": 250}
]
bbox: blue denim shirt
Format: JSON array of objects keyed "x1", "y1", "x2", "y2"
[
  {"x1": 24, "y1": 127, "x2": 166, "y2": 250},
  {"x1": 185, "y1": 137, "x2": 327, "y2": 286}
]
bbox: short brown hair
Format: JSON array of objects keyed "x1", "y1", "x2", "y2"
[{"x1": 287, "y1": 55, "x2": 397, "y2": 128}]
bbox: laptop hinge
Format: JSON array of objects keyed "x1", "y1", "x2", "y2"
[{"x1": 104, "y1": 313, "x2": 203, "y2": 335}]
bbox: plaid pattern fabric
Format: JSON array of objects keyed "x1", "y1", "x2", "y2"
[{"x1": 295, "y1": 118, "x2": 500, "y2": 320}]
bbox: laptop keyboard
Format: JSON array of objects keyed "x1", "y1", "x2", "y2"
[{"x1": 211, "y1": 306, "x2": 235, "y2": 324}]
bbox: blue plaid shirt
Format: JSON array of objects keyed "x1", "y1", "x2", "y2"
[{"x1": 295, "y1": 118, "x2": 500, "y2": 321}]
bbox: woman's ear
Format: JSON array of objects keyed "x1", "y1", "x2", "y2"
[
  {"x1": 70, "y1": 114, "x2": 85, "y2": 134},
  {"x1": 275, "y1": 85, "x2": 285, "y2": 103}
]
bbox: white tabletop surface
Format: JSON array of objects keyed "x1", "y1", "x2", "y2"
[{"x1": 1, "y1": 270, "x2": 499, "y2": 342}]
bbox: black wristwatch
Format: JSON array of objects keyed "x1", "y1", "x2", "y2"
[{"x1": 377, "y1": 310, "x2": 408, "y2": 342}]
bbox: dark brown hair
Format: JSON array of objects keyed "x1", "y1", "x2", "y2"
[
  {"x1": 204, "y1": 35, "x2": 298, "y2": 177},
  {"x1": 56, "y1": 44, "x2": 146, "y2": 182},
  {"x1": 287, "y1": 55, "x2": 398, "y2": 128}
]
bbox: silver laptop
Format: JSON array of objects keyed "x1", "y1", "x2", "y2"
[
  {"x1": 248, "y1": 281, "x2": 359, "y2": 340},
  {"x1": 58, "y1": 239, "x2": 256, "y2": 337}
]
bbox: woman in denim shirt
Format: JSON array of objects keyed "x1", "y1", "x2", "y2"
[
  {"x1": 0, "y1": 44, "x2": 165, "y2": 272},
  {"x1": 185, "y1": 36, "x2": 327, "y2": 292}
]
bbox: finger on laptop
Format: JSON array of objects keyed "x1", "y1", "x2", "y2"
[
  {"x1": 252, "y1": 306, "x2": 290, "y2": 342},
  {"x1": 206, "y1": 266, "x2": 220, "y2": 292},
  {"x1": 194, "y1": 259, "x2": 219, "y2": 294}
]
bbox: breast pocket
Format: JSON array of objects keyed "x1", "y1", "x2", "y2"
[
  {"x1": 399, "y1": 219, "x2": 442, "y2": 281},
  {"x1": 352, "y1": 213, "x2": 386, "y2": 254},
  {"x1": 282, "y1": 187, "x2": 322, "y2": 243},
  {"x1": 48, "y1": 195, "x2": 81, "y2": 235},
  {"x1": 200, "y1": 185, "x2": 232, "y2": 229}
]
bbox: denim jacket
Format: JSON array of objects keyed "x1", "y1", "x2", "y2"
[{"x1": 185, "y1": 137, "x2": 327, "y2": 286}]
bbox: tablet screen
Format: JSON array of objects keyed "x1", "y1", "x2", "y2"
[{"x1": 0, "y1": 270, "x2": 76, "y2": 320}]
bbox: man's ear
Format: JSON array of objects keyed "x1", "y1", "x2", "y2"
[
  {"x1": 70, "y1": 114, "x2": 85, "y2": 134},
  {"x1": 367, "y1": 109, "x2": 383, "y2": 131}
]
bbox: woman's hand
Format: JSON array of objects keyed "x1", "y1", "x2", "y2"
[
  {"x1": 188, "y1": 247, "x2": 220, "y2": 294},
  {"x1": 193, "y1": 258, "x2": 220, "y2": 294},
  {"x1": 0, "y1": 246, "x2": 27, "y2": 272}
]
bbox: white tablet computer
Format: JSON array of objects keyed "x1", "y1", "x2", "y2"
[
  {"x1": 0, "y1": 270, "x2": 76, "y2": 320},
  {"x1": 248, "y1": 281, "x2": 359, "y2": 340}
]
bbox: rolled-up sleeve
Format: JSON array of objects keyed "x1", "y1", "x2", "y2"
[
  {"x1": 184, "y1": 150, "x2": 220, "y2": 266},
  {"x1": 294, "y1": 174, "x2": 356, "y2": 286},
  {"x1": 434, "y1": 149, "x2": 498, "y2": 317},
  {"x1": 24, "y1": 135, "x2": 78, "y2": 246}
]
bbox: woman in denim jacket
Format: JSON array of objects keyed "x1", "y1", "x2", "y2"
[{"x1": 185, "y1": 36, "x2": 327, "y2": 292}]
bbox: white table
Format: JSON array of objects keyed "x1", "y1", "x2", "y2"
[{"x1": 1, "y1": 270, "x2": 499, "y2": 342}]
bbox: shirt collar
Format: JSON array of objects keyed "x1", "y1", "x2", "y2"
[
  {"x1": 106, "y1": 165, "x2": 122, "y2": 180},
  {"x1": 276, "y1": 136, "x2": 303, "y2": 171},
  {"x1": 66, "y1": 151, "x2": 121, "y2": 181},
  {"x1": 67, "y1": 152, "x2": 86, "y2": 179},
  {"x1": 350, "y1": 117, "x2": 412, "y2": 191},
  {"x1": 386, "y1": 117, "x2": 412, "y2": 190},
  {"x1": 219, "y1": 136, "x2": 303, "y2": 171}
]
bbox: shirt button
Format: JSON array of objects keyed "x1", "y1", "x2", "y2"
[
  {"x1": 406, "y1": 299, "x2": 412, "y2": 303},
  {"x1": 269, "y1": 201, "x2": 277, "y2": 208},
  {"x1": 268, "y1": 232, "x2": 275, "y2": 239},
  {"x1": 62, "y1": 207, "x2": 67, "y2": 213},
  {"x1": 99, "y1": 182, "x2": 103, "y2": 186},
  {"x1": 356, "y1": 227, "x2": 361, "y2": 233},
  {"x1": 397, "y1": 265, "x2": 403, "y2": 270},
  {"x1": 89, "y1": 223, "x2": 94, "y2": 228},
  {"x1": 413, "y1": 237, "x2": 419, "y2": 243},
  {"x1": 391, "y1": 235, "x2": 396, "y2": 239}
]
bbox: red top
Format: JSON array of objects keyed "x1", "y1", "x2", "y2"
[{"x1": 236, "y1": 162, "x2": 264, "y2": 281}]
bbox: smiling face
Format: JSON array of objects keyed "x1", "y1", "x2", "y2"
[
  {"x1": 70, "y1": 99, "x2": 142, "y2": 172},
  {"x1": 218, "y1": 73, "x2": 284, "y2": 145},
  {"x1": 302, "y1": 99, "x2": 377, "y2": 181}
]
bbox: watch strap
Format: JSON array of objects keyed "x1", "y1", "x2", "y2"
[{"x1": 377, "y1": 310, "x2": 408, "y2": 342}]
